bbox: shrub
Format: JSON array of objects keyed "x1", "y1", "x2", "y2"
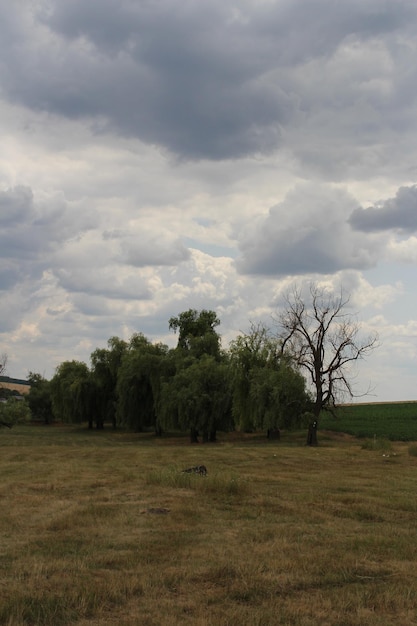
[{"x1": 0, "y1": 397, "x2": 31, "y2": 428}]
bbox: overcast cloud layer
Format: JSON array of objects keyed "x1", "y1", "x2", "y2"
[{"x1": 1, "y1": 0, "x2": 417, "y2": 401}]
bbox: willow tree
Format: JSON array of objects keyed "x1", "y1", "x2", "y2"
[
  {"x1": 50, "y1": 360, "x2": 92, "y2": 425},
  {"x1": 229, "y1": 323, "x2": 309, "y2": 435},
  {"x1": 27, "y1": 373, "x2": 53, "y2": 424},
  {"x1": 277, "y1": 285, "x2": 378, "y2": 444},
  {"x1": 116, "y1": 333, "x2": 168, "y2": 434},
  {"x1": 169, "y1": 309, "x2": 221, "y2": 359},
  {"x1": 158, "y1": 353, "x2": 232, "y2": 442},
  {"x1": 162, "y1": 309, "x2": 230, "y2": 441},
  {"x1": 90, "y1": 336, "x2": 128, "y2": 429}
]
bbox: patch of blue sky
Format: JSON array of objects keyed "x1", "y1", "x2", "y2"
[{"x1": 184, "y1": 237, "x2": 237, "y2": 258}]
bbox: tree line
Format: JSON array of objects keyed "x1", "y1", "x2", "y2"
[
  {"x1": 27, "y1": 309, "x2": 310, "y2": 441},
  {"x1": 4, "y1": 286, "x2": 378, "y2": 444}
]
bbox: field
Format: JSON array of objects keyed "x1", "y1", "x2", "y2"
[
  {"x1": 2, "y1": 424, "x2": 417, "y2": 625},
  {"x1": 320, "y1": 402, "x2": 417, "y2": 441}
]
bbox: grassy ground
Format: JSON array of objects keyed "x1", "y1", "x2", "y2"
[
  {"x1": 1, "y1": 425, "x2": 417, "y2": 625},
  {"x1": 320, "y1": 402, "x2": 417, "y2": 440}
]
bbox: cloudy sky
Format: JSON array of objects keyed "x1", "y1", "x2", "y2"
[{"x1": 1, "y1": 0, "x2": 417, "y2": 401}]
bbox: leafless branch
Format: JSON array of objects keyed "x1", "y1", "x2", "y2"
[
  {"x1": 275, "y1": 284, "x2": 379, "y2": 419},
  {"x1": 0, "y1": 353, "x2": 7, "y2": 377}
]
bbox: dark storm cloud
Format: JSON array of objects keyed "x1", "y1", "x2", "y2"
[
  {"x1": 0, "y1": 186, "x2": 48, "y2": 287},
  {"x1": 0, "y1": 264, "x2": 22, "y2": 291},
  {"x1": 236, "y1": 184, "x2": 383, "y2": 276},
  {"x1": 0, "y1": 186, "x2": 34, "y2": 225},
  {"x1": 349, "y1": 185, "x2": 417, "y2": 233},
  {"x1": 1, "y1": 0, "x2": 415, "y2": 160},
  {"x1": 0, "y1": 185, "x2": 97, "y2": 286}
]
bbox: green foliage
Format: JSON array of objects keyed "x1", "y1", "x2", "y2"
[
  {"x1": 229, "y1": 324, "x2": 309, "y2": 433},
  {"x1": 321, "y1": 403, "x2": 417, "y2": 441},
  {"x1": 35, "y1": 309, "x2": 311, "y2": 440},
  {"x1": 0, "y1": 397, "x2": 31, "y2": 428},
  {"x1": 50, "y1": 360, "x2": 91, "y2": 424},
  {"x1": 90, "y1": 336, "x2": 129, "y2": 428},
  {"x1": 169, "y1": 308, "x2": 221, "y2": 358},
  {"x1": 158, "y1": 310, "x2": 232, "y2": 440},
  {"x1": 158, "y1": 354, "x2": 232, "y2": 441},
  {"x1": 116, "y1": 336, "x2": 168, "y2": 432},
  {"x1": 229, "y1": 324, "x2": 274, "y2": 431},
  {"x1": 27, "y1": 373, "x2": 53, "y2": 424}
]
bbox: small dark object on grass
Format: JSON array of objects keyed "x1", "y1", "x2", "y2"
[{"x1": 182, "y1": 465, "x2": 207, "y2": 476}]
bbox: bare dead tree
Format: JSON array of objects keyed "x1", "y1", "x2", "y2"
[
  {"x1": 0, "y1": 353, "x2": 7, "y2": 400},
  {"x1": 276, "y1": 285, "x2": 378, "y2": 444},
  {"x1": 0, "y1": 353, "x2": 7, "y2": 377}
]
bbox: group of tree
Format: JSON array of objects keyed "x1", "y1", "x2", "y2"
[
  {"x1": 44, "y1": 310, "x2": 241, "y2": 442},
  {"x1": 6, "y1": 285, "x2": 378, "y2": 444}
]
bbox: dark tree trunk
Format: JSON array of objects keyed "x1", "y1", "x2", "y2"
[
  {"x1": 306, "y1": 419, "x2": 318, "y2": 446},
  {"x1": 267, "y1": 428, "x2": 281, "y2": 440},
  {"x1": 190, "y1": 428, "x2": 199, "y2": 443},
  {"x1": 209, "y1": 429, "x2": 217, "y2": 442},
  {"x1": 202, "y1": 430, "x2": 209, "y2": 443},
  {"x1": 88, "y1": 419, "x2": 93, "y2": 429}
]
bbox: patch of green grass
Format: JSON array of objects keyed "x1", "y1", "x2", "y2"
[{"x1": 321, "y1": 402, "x2": 417, "y2": 441}]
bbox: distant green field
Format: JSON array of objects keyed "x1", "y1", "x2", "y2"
[{"x1": 320, "y1": 402, "x2": 417, "y2": 441}]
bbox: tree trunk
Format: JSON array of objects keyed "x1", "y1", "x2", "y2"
[
  {"x1": 190, "y1": 428, "x2": 199, "y2": 443},
  {"x1": 267, "y1": 428, "x2": 280, "y2": 440},
  {"x1": 306, "y1": 419, "x2": 318, "y2": 446},
  {"x1": 209, "y1": 429, "x2": 217, "y2": 442}
]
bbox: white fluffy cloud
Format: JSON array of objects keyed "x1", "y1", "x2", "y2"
[{"x1": 236, "y1": 184, "x2": 386, "y2": 275}]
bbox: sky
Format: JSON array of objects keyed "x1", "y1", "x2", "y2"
[{"x1": 1, "y1": 0, "x2": 417, "y2": 401}]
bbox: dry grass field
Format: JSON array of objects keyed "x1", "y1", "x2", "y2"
[{"x1": 1, "y1": 425, "x2": 417, "y2": 625}]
